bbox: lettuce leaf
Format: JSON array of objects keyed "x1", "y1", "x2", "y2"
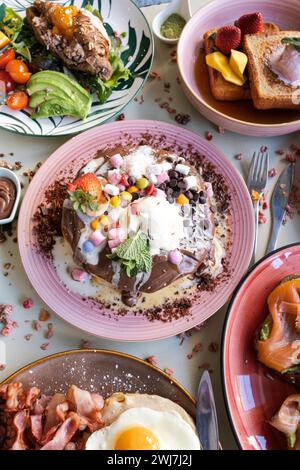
[{"x1": 0, "y1": 4, "x2": 23, "y2": 38}]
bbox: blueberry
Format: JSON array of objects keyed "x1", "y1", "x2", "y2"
[{"x1": 83, "y1": 240, "x2": 94, "y2": 253}]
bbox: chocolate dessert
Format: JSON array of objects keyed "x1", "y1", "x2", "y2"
[
  {"x1": 0, "y1": 178, "x2": 16, "y2": 220},
  {"x1": 61, "y1": 145, "x2": 225, "y2": 307}
]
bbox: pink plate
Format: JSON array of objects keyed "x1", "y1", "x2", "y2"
[
  {"x1": 18, "y1": 120, "x2": 254, "y2": 341},
  {"x1": 178, "y1": 0, "x2": 300, "y2": 137},
  {"x1": 222, "y1": 244, "x2": 300, "y2": 450}
]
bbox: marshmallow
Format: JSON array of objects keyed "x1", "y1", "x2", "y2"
[
  {"x1": 110, "y1": 153, "x2": 124, "y2": 168},
  {"x1": 184, "y1": 175, "x2": 198, "y2": 190},
  {"x1": 149, "y1": 174, "x2": 158, "y2": 184},
  {"x1": 108, "y1": 169, "x2": 121, "y2": 185},
  {"x1": 154, "y1": 188, "x2": 167, "y2": 199},
  {"x1": 156, "y1": 172, "x2": 170, "y2": 184},
  {"x1": 204, "y1": 182, "x2": 214, "y2": 198},
  {"x1": 104, "y1": 184, "x2": 119, "y2": 196},
  {"x1": 168, "y1": 250, "x2": 183, "y2": 265},
  {"x1": 71, "y1": 268, "x2": 89, "y2": 282},
  {"x1": 90, "y1": 230, "x2": 106, "y2": 246},
  {"x1": 175, "y1": 164, "x2": 190, "y2": 175}
]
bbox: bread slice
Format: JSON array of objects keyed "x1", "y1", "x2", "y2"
[
  {"x1": 203, "y1": 23, "x2": 280, "y2": 102},
  {"x1": 244, "y1": 31, "x2": 300, "y2": 109}
]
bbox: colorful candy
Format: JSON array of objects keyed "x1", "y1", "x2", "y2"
[
  {"x1": 136, "y1": 177, "x2": 149, "y2": 189},
  {"x1": 127, "y1": 185, "x2": 139, "y2": 194},
  {"x1": 184, "y1": 175, "x2": 198, "y2": 190},
  {"x1": 168, "y1": 250, "x2": 183, "y2": 265},
  {"x1": 176, "y1": 194, "x2": 189, "y2": 205},
  {"x1": 110, "y1": 196, "x2": 120, "y2": 208},
  {"x1": 110, "y1": 153, "x2": 124, "y2": 168},
  {"x1": 120, "y1": 191, "x2": 132, "y2": 202},
  {"x1": 82, "y1": 240, "x2": 94, "y2": 253},
  {"x1": 99, "y1": 215, "x2": 109, "y2": 227},
  {"x1": 90, "y1": 219, "x2": 100, "y2": 231}
]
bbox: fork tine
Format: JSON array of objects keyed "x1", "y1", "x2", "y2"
[
  {"x1": 248, "y1": 152, "x2": 257, "y2": 181},
  {"x1": 258, "y1": 152, "x2": 269, "y2": 182}
]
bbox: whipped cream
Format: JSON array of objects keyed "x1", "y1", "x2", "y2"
[
  {"x1": 123, "y1": 146, "x2": 154, "y2": 180},
  {"x1": 268, "y1": 44, "x2": 300, "y2": 87}
]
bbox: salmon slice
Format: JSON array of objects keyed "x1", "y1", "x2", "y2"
[
  {"x1": 270, "y1": 394, "x2": 300, "y2": 449},
  {"x1": 256, "y1": 279, "x2": 300, "y2": 372}
]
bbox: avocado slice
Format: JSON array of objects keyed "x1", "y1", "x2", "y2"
[{"x1": 27, "y1": 71, "x2": 92, "y2": 120}]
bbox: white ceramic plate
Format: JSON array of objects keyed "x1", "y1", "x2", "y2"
[{"x1": 0, "y1": 0, "x2": 154, "y2": 136}]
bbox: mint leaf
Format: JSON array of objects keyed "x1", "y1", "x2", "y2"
[
  {"x1": 281, "y1": 366, "x2": 300, "y2": 374},
  {"x1": 0, "y1": 4, "x2": 6, "y2": 23},
  {"x1": 208, "y1": 32, "x2": 216, "y2": 42},
  {"x1": 107, "y1": 230, "x2": 153, "y2": 278},
  {"x1": 282, "y1": 37, "x2": 300, "y2": 52}
]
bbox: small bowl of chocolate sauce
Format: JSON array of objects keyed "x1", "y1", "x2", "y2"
[{"x1": 0, "y1": 168, "x2": 21, "y2": 225}]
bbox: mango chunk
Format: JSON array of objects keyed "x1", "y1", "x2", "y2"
[
  {"x1": 230, "y1": 49, "x2": 248, "y2": 81},
  {"x1": 0, "y1": 31, "x2": 10, "y2": 49},
  {"x1": 206, "y1": 51, "x2": 246, "y2": 86}
]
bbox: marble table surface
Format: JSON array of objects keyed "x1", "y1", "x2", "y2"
[{"x1": 0, "y1": 0, "x2": 300, "y2": 450}]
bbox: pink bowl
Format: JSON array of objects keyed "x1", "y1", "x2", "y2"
[
  {"x1": 178, "y1": 0, "x2": 300, "y2": 137},
  {"x1": 222, "y1": 244, "x2": 300, "y2": 450},
  {"x1": 18, "y1": 120, "x2": 254, "y2": 341}
]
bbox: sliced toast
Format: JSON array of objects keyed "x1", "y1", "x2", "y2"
[
  {"x1": 203, "y1": 22, "x2": 280, "y2": 102},
  {"x1": 244, "y1": 31, "x2": 300, "y2": 109}
]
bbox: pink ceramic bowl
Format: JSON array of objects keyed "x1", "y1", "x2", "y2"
[
  {"x1": 222, "y1": 244, "x2": 300, "y2": 450},
  {"x1": 178, "y1": 0, "x2": 300, "y2": 137}
]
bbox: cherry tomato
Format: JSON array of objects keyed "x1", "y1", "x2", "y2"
[
  {"x1": 0, "y1": 71, "x2": 16, "y2": 92},
  {"x1": 6, "y1": 59, "x2": 29, "y2": 74},
  {"x1": 6, "y1": 91, "x2": 29, "y2": 110},
  {"x1": 9, "y1": 71, "x2": 31, "y2": 84},
  {"x1": 0, "y1": 49, "x2": 15, "y2": 70}
]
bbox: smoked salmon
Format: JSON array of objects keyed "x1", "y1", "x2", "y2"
[
  {"x1": 256, "y1": 278, "x2": 300, "y2": 378},
  {"x1": 270, "y1": 394, "x2": 300, "y2": 449}
]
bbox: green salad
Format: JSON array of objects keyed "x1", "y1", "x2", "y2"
[{"x1": 0, "y1": 2, "x2": 131, "y2": 119}]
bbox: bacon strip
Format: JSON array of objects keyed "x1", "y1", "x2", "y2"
[
  {"x1": 67, "y1": 385, "x2": 104, "y2": 431},
  {"x1": 256, "y1": 279, "x2": 300, "y2": 372},
  {"x1": 40, "y1": 413, "x2": 80, "y2": 450},
  {"x1": 10, "y1": 410, "x2": 28, "y2": 450}
]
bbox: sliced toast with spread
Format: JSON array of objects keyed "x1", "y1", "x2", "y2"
[{"x1": 243, "y1": 31, "x2": 300, "y2": 109}]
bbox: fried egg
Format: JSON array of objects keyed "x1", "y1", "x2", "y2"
[{"x1": 85, "y1": 393, "x2": 201, "y2": 450}]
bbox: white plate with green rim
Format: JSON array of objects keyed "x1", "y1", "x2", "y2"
[{"x1": 0, "y1": 0, "x2": 154, "y2": 136}]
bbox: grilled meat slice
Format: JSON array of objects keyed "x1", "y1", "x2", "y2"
[{"x1": 26, "y1": 0, "x2": 112, "y2": 80}]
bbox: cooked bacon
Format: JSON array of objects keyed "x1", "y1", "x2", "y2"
[
  {"x1": 66, "y1": 385, "x2": 104, "y2": 431},
  {"x1": 10, "y1": 410, "x2": 28, "y2": 450},
  {"x1": 256, "y1": 279, "x2": 300, "y2": 372},
  {"x1": 40, "y1": 413, "x2": 80, "y2": 450},
  {"x1": 30, "y1": 415, "x2": 43, "y2": 443},
  {"x1": 0, "y1": 383, "x2": 104, "y2": 450},
  {"x1": 25, "y1": 387, "x2": 40, "y2": 409}
]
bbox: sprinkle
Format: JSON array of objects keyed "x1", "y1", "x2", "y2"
[
  {"x1": 268, "y1": 168, "x2": 277, "y2": 177},
  {"x1": 145, "y1": 355, "x2": 158, "y2": 366},
  {"x1": 260, "y1": 145, "x2": 268, "y2": 153},
  {"x1": 276, "y1": 149, "x2": 285, "y2": 155},
  {"x1": 175, "y1": 114, "x2": 190, "y2": 125},
  {"x1": 187, "y1": 342, "x2": 203, "y2": 359},
  {"x1": 24, "y1": 334, "x2": 32, "y2": 341},
  {"x1": 45, "y1": 323, "x2": 53, "y2": 339},
  {"x1": 286, "y1": 153, "x2": 296, "y2": 163},
  {"x1": 235, "y1": 153, "x2": 243, "y2": 160},
  {"x1": 23, "y1": 298, "x2": 33, "y2": 309},
  {"x1": 262, "y1": 201, "x2": 268, "y2": 210},
  {"x1": 258, "y1": 211, "x2": 267, "y2": 224},
  {"x1": 40, "y1": 342, "x2": 49, "y2": 351},
  {"x1": 117, "y1": 113, "x2": 125, "y2": 121},
  {"x1": 217, "y1": 126, "x2": 225, "y2": 135},
  {"x1": 164, "y1": 368, "x2": 174, "y2": 376},
  {"x1": 148, "y1": 71, "x2": 160, "y2": 80},
  {"x1": 32, "y1": 320, "x2": 42, "y2": 331},
  {"x1": 208, "y1": 341, "x2": 219, "y2": 352}
]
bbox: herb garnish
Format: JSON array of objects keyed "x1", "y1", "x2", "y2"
[
  {"x1": 282, "y1": 37, "x2": 300, "y2": 52},
  {"x1": 107, "y1": 230, "x2": 152, "y2": 278},
  {"x1": 68, "y1": 189, "x2": 99, "y2": 214}
]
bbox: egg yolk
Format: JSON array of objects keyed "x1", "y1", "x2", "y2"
[
  {"x1": 114, "y1": 426, "x2": 160, "y2": 450},
  {"x1": 51, "y1": 5, "x2": 78, "y2": 40}
]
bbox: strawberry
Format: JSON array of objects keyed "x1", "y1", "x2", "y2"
[
  {"x1": 235, "y1": 12, "x2": 263, "y2": 35},
  {"x1": 215, "y1": 25, "x2": 241, "y2": 55},
  {"x1": 67, "y1": 182, "x2": 77, "y2": 192},
  {"x1": 74, "y1": 173, "x2": 102, "y2": 202}
]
